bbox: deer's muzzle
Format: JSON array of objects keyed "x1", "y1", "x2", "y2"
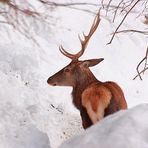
[{"x1": 47, "y1": 77, "x2": 57, "y2": 86}]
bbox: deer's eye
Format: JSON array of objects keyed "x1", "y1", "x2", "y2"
[{"x1": 64, "y1": 68, "x2": 70, "y2": 73}]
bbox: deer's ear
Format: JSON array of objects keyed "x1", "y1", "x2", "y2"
[{"x1": 80, "y1": 58, "x2": 104, "y2": 68}]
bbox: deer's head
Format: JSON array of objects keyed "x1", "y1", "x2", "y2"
[{"x1": 47, "y1": 13, "x2": 103, "y2": 87}]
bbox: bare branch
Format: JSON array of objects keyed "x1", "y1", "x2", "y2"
[
  {"x1": 113, "y1": 29, "x2": 148, "y2": 35},
  {"x1": 121, "y1": 0, "x2": 135, "y2": 13},
  {"x1": 0, "y1": 0, "x2": 49, "y2": 46},
  {"x1": 112, "y1": 0, "x2": 124, "y2": 22},
  {"x1": 39, "y1": 1, "x2": 99, "y2": 7},
  {"x1": 133, "y1": 46, "x2": 148, "y2": 80},
  {"x1": 107, "y1": 0, "x2": 141, "y2": 45},
  {"x1": 133, "y1": 67, "x2": 148, "y2": 80}
]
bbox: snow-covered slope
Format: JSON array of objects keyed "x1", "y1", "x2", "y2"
[
  {"x1": 0, "y1": 1, "x2": 147, "y2": 148},
  {"x1": 0, "y1": 43, "x2": 83, "y2": 148},
  {"x1": 60, "y1": 104, "x2": 148, "y2": 148}
]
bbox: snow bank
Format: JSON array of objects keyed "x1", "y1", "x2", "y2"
[
  {"x1": 0, "y1": 45, "x2": 51, "y2": 148},
  {"x1": 0, "y1": 124, "x2": 51, "y2": 148},
  {"x1": 0, "y1": 43, "x2": 83, "y2": 148},
  {"x1": 0, "y1": 1, "x2": 148, "y2": 147},
  {"x1": 60, "y1": 104, "x2": 148, "y2": 148}
]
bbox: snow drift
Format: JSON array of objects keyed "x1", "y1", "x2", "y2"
[
  {"x1": 0, "y1": 0, "x2": 148, "y2": 148},
  {"x1": 60, "y1": 104, "x2": 148, "y2": 148}
]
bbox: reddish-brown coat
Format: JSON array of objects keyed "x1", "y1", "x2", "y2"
[
  {"x1": 71, "y1": 79, "x2": 127, "y2": 129},
  {"x1": 47, "y1": 12, "x2": 128, "y2": 129}
]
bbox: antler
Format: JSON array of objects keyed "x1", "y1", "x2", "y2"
[{"x1": 59, "y1": 12, "x2": 101, "y2": 61}]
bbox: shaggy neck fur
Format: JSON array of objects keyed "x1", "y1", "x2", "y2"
[{"x1": 72, "y1": 68, "x2": 98, "y2": 110}]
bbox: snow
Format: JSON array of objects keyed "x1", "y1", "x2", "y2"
[
  {"x1": 0, "y1": 0, "x2": 148, "y2": 148},
  {"x1": 0, "y1": 44, "x2": 83, "y2": 148},
  {"x1": 60, "y1": 104, "x2": 148, "y2": 148},
  {"x1": 0, "y1": 124, "x2": 51, "y2": 148}
]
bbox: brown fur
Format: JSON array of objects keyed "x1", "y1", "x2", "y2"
[
  {"x1": 80, "y1": 106, "x2": 92, "y2": 129},
  {"x1": 82, "y1": 83, "x2": 112, "y2": 112},
  {"x1": 48, "y1": 61, "x2": 128, "y2": 129},
  {"x1": 103, "y1": 81, "x2": 127, "y2": 116},
  {"x1": 81, "y1": 81, "x2": 127, "y2": 125}
]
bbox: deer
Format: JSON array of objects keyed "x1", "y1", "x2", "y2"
[{"x1": 47, "y1": 12, "x2": 128, "y2": 129}]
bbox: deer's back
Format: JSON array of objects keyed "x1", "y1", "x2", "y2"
[
  {"x1": 103, "y1": 81, "x2": 127, "y2": 116},
  {"x1": 81, "y1": 81, "x2": 127, "y2": 118}
]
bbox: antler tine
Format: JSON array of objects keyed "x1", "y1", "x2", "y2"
[
  {"x1": 76, "y1": 12, "x2": 101, "y2": 59},
  {"x1": 59, "y1": 45, "x2": 75, "y2": 60}
]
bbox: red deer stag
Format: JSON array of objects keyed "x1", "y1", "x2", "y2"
[{"x1": 47, "y1": 13, "x2": 127, "y2": 129}]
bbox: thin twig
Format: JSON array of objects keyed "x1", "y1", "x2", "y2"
[
  {"x1": 107, "y1": 0, "x2": 141, "y2": 45},
  {"x1": 121, "y1": 0, "x2": 134, "y2": 13},
  {"x1": 39, "y1": 1, "x2": 99, "y2": 7},
  {"x1": 133, "y1": 67, "x2": 148, "y2": 80},
  {"x1": 112, "y1": 0, "x2": 124, "y2": 22},
  {"x1": 133, "y1": 46, "x2": 148, "y2": 80},
  {"x1": 143, "y1": 47, "x2": 148, "y2": 74},
  {"x1": 114, "y1": 29, "x2": 148, "y2": 35}
]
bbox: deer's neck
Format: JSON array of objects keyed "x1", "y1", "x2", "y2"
[{"x1": 72, "y1": 70, "x2": 98, "y2": 110}]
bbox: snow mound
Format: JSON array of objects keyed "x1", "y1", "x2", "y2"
[
  {"x1": 0, "y1": 124, "x2": 51, "y2": 148},
  {"x1": 60, "y1": 104, "x2": 148, "y2": 148},
  {"x1": 0, "y1": 43, "x2": 83, "y2": 148}
]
